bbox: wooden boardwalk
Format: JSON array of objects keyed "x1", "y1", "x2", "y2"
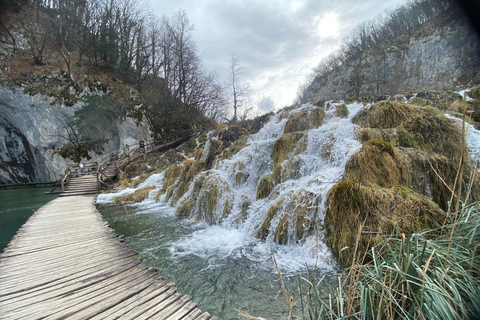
[{"x1": 0, "y1": 195, "x2": 218, "y2": 320}]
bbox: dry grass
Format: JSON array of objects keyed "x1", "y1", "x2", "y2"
[
  {"x1": 344, "y1": 140, "x2": 409, "y2": 187},
  {"x1": 273, "y1": 132, "x2": 306, "y2": 165},
  {"x1": 256, "y1": 174, "x2": 275, "y2": 199},
  {"x1": 284, "y1": 107, "x2": 325, "y2": 134},
  {"x1": 113, "y1": 186, "x2": 155, "y2": 204},
  {"x1": 325, "y1": 180, "x2": 444, "y2": 267}
]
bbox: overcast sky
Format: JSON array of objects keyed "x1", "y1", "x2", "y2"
[{"x1": 146, "y1": 0, "x2": 408, "y2": 115}]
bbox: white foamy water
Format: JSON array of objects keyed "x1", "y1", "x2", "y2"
[
  {"x1": 99, "y1": 102, "x2": 364, "y2": 274},
  {"x1": 170, "y1": 102, "x2": 362, "y2": 273},
  {"x1": 446, "y1": 114, "x2": 480, "y2": 166}
]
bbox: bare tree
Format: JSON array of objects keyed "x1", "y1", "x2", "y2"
[{"x1": 228, "y1": 53, "x2": 249, "y2": 123}]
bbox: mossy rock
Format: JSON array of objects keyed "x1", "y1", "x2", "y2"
[
  {"x1": 123, "y1": 162, "x2": 149, "y2": 178},
  {"x1": 218, "y1": 125, "x2": 249, "y2": 142},
  {"x1": 204, "y1": 139, "x2": 223, "y2": 169},
  {"x1": 325, "y1": 180, "x2": 444, "y2": 267},
  {"x1": 356, "y1": 128, "x2": 385, "y2": 142},
  {"x1": 257, "y1": 174, "x2": 275, "y2": 199},
  {"x1": 177, "y1": 199, "x2": 194, "y2": 217},
  {"x1": 402, "y1": 151, "x2": 480, "y2": 211},
  {"x1": 404, "y1": 113, "x2": 464, "y2": 162},
  {"x1": 272, "y1": 160, "x2": 299, "y2": 184},
  {"x1": 258, "y1": 202, "x2": 282, "y2": 240},
  {"x1": 411, "y1": 97, "x2": 428, "y2": 106},
  {"x1": 113, "y1": 186, "x2": 155, "y2": 204},
  {"x1": 159, "y1": 164, "x2": 181, "y2": 196},
  {"x1": 171, "y1": 160, "x2": 206, "y2": 205},
  {"x1": 185, "y1": 174, "x2": 232, "y2": 224},
  {"x1": 284, "y1": 107, "x2": 325, "y2": 133},
  {"x1": 130, "y1": 172, "x2": 155, "y2": 188},
  {"x1": 395, "y1": 127, "x2": 416, "y2": 148},
  {"x1": 223, "y1": 136, "x2": 249, "y2": 159},
  {"x1": 353, "y1": 100, "x2": 424, "y2": 129},
  {"x1": 273, "y1": 132, "x2": 306, "y2": 165},
  {"x1": 335, "y1": 104, "x2": 349, "y2": 118},
  {"x1": 258, "y1": 191, "x2": 319, "y2": 244},
  {"x1": 470, "y1": 87, "x2": 480, "y2": 100},
  {"x1": 275, "y1": 213, "x2": 290, "y2": 245},
  {"x1": 345, "y1": 140, "x2": 409, "y2": 187}
]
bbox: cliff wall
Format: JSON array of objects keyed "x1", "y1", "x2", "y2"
[
  {"x1": 0, "y1": 86, "x2": 151, "y2": 184},
  {"x1": 305, "y1": 14, "x2": 480, "y2": 102}
]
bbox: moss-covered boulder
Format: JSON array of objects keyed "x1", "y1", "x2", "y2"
[
  {"x1": 273, "y1": 132, "x2": 306, "y2": 165},
  {"x1": 170, "y1": 160, "x2": 206, "y2": 204},
  {"x1": 272, "y1": 160, "x2": 299, "y2": 184},
  {"x1": 257, "y1": 191, "x2": 319, "y2": 244},
  {"x1": 401, "y1": 150, "x2": 480, "y2": 211},
  {"x1": 344, "y1": 140, "x2": 409, "y2": 187},
  {"x1": 257, "y1": 174, "x2": 275, "y2": 199},
  {"x1": 325, "y1": 181, "x2": 444, "y2": 267},
  {"x1": 284, "y1": 107, "x2": 325, "y2": 134},
  {"x1": 353, "y1": 100, "x2": 424, "y2": 129},
  {"x1": 335, "y1": 104, "x2": 349, "y2": 118},
  {"x1": 178, "y1": 173, "x2": 232, "y2": 224},
  {"x1": 258, "y1": 202, "x2": 282, "y2": 240},
  {"x1": 114, "y1": 186, "x2": 155, "y2": 204}
]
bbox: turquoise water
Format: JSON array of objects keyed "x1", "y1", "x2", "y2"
[
  {"x1": 0, "y1": 187, "x2": 58, "y2": 252},
  {"x1": 99, "y1": 203, "x2": 336, "y2": 320}
]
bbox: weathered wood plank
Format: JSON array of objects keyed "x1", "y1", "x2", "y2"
[
  {"x1": 0, "y1": 188, "x2": 217, "y2": 320},
  {"x1": 165, "y1": 300, "x2": 199, "y2": 320},
  {"x1": 178, "y1": 307, "x2": 203, "y2": 320},
  {"x1": 117, "y1": 286, "x2": 178, "y2": 320},
  {"x1": 89, "y1": 280, "x2": 169, "y2": 320},
  {"x1": 0, "y1": 258, "x2": 141, "y2": 306}
]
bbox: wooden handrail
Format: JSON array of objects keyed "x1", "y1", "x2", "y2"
[{"x1": 53, "y1": 130, "x2": 197, "y2": 193}]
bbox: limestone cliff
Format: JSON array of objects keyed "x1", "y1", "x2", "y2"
[
  {"x1": 305, "y1": 11, "x2": 480, "y2": 102},
  {"x1": 0, "y1": 86, "x2": 151, "y2": 184}
]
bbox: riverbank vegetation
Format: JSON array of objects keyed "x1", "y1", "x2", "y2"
[{"x1": 300, "y1": 202, "x2": 480, "y2": 319}]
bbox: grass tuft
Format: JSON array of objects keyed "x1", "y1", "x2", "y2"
[{"x1": 301, "y1": 202, "x2": 480, "y2": 320}]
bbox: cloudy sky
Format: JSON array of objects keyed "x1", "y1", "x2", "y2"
[{"x1": 147, "y1": 0, "x2": 408, "y2": 115}]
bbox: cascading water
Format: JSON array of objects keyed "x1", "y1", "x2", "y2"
[
  {"x1": 98, "y1": 101, "x2": 365, "y2": 273},
  {"x1": 97, "y1": 100, "x2": 480, "y2": 318}
]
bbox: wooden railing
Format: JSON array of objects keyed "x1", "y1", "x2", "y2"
[{"x1": 50, "y1": 129, "x2": 196, "y2": 193}]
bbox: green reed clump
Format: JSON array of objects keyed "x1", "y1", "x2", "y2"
[{"x1": 301, "y1": 202, "x2": 480, "y2": 320}]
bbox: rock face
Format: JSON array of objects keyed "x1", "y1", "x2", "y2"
[
  {"x1": 0, "y1": 86, "x2": 151, "y2": 184},
  {"x1": 305, "y1": 15, "x2": 480, "y2": 102}
]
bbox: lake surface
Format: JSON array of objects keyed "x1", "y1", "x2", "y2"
[
  {"x1": 0, "y1": 187, "x2": 58, "y2": 251},
  {"x1": 99, "y1": 203, "x2": 337, "y2": 320}
]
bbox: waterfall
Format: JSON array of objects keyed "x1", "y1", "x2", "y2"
[{"x1": 98, "y1": 102, "x2": 365, "y2": 273}]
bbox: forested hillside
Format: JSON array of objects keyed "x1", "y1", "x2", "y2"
[
  {"x1": 301, "y1": 0, "x2": 480, "y2": 102},
  {"x1": 0, "y1": 0, "x2": 222, "y2": 183}
]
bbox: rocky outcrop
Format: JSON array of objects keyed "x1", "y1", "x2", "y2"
[
  {"x1": 305, "y1": 14, "x2": 480, "y2": 102},
  {"x1": 0, "y1": 86, "x2": 151, "y2": 184}
]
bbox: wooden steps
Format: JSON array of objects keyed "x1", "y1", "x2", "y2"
[
  {"x1": 59, "y1": 175, "x2": 99, "y2": 197},
  {"x1": 0, "y1": 195, "x2": 219, "y2": 319}
]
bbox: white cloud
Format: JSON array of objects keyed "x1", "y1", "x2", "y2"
[
  {"x1": 146, "y1": 0, "x2": 409, "y2": 114},
  {"x1": 316, "y1": 12, "x2": 340, "y2": 38}
]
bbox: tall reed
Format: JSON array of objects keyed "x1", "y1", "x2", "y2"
[{"x1": 300, "y1": 202, "x2": 480, "y2": 319}]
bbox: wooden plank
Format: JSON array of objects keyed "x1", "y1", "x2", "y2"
[
  {"x1": 8, "y1": 267, "x2": 155, "y2": 319},
  {"x1": 117, "y1": 286, "x2": 178, "y2": 320},
  {"x1": 0, "y1": 257, "x2": 141, "y2": 306},
  {"x1": 0, "y1": 192, "x2": 215, "y2": 320},
  {"x1": 89, "y1": 280, "x2": 169, "y2": 320},
  {"x1": 196, "y1": 312, "x2": 213, "y2": 320},
  {"x1": 164, "y1": 299, "x2": 198, "y2": 320},
  {"x1": 152, "y1": 295, "x2": 191, "y2": 319},
  {"x1": 46, "y1": 275, "x2": 157, "y2": 320},
  {"x1": 179, "y1": 308, "x2": 203, "y2": 320},
  {"x1": 133, "y1": 293, "x2": 182, "y2": 320}
]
